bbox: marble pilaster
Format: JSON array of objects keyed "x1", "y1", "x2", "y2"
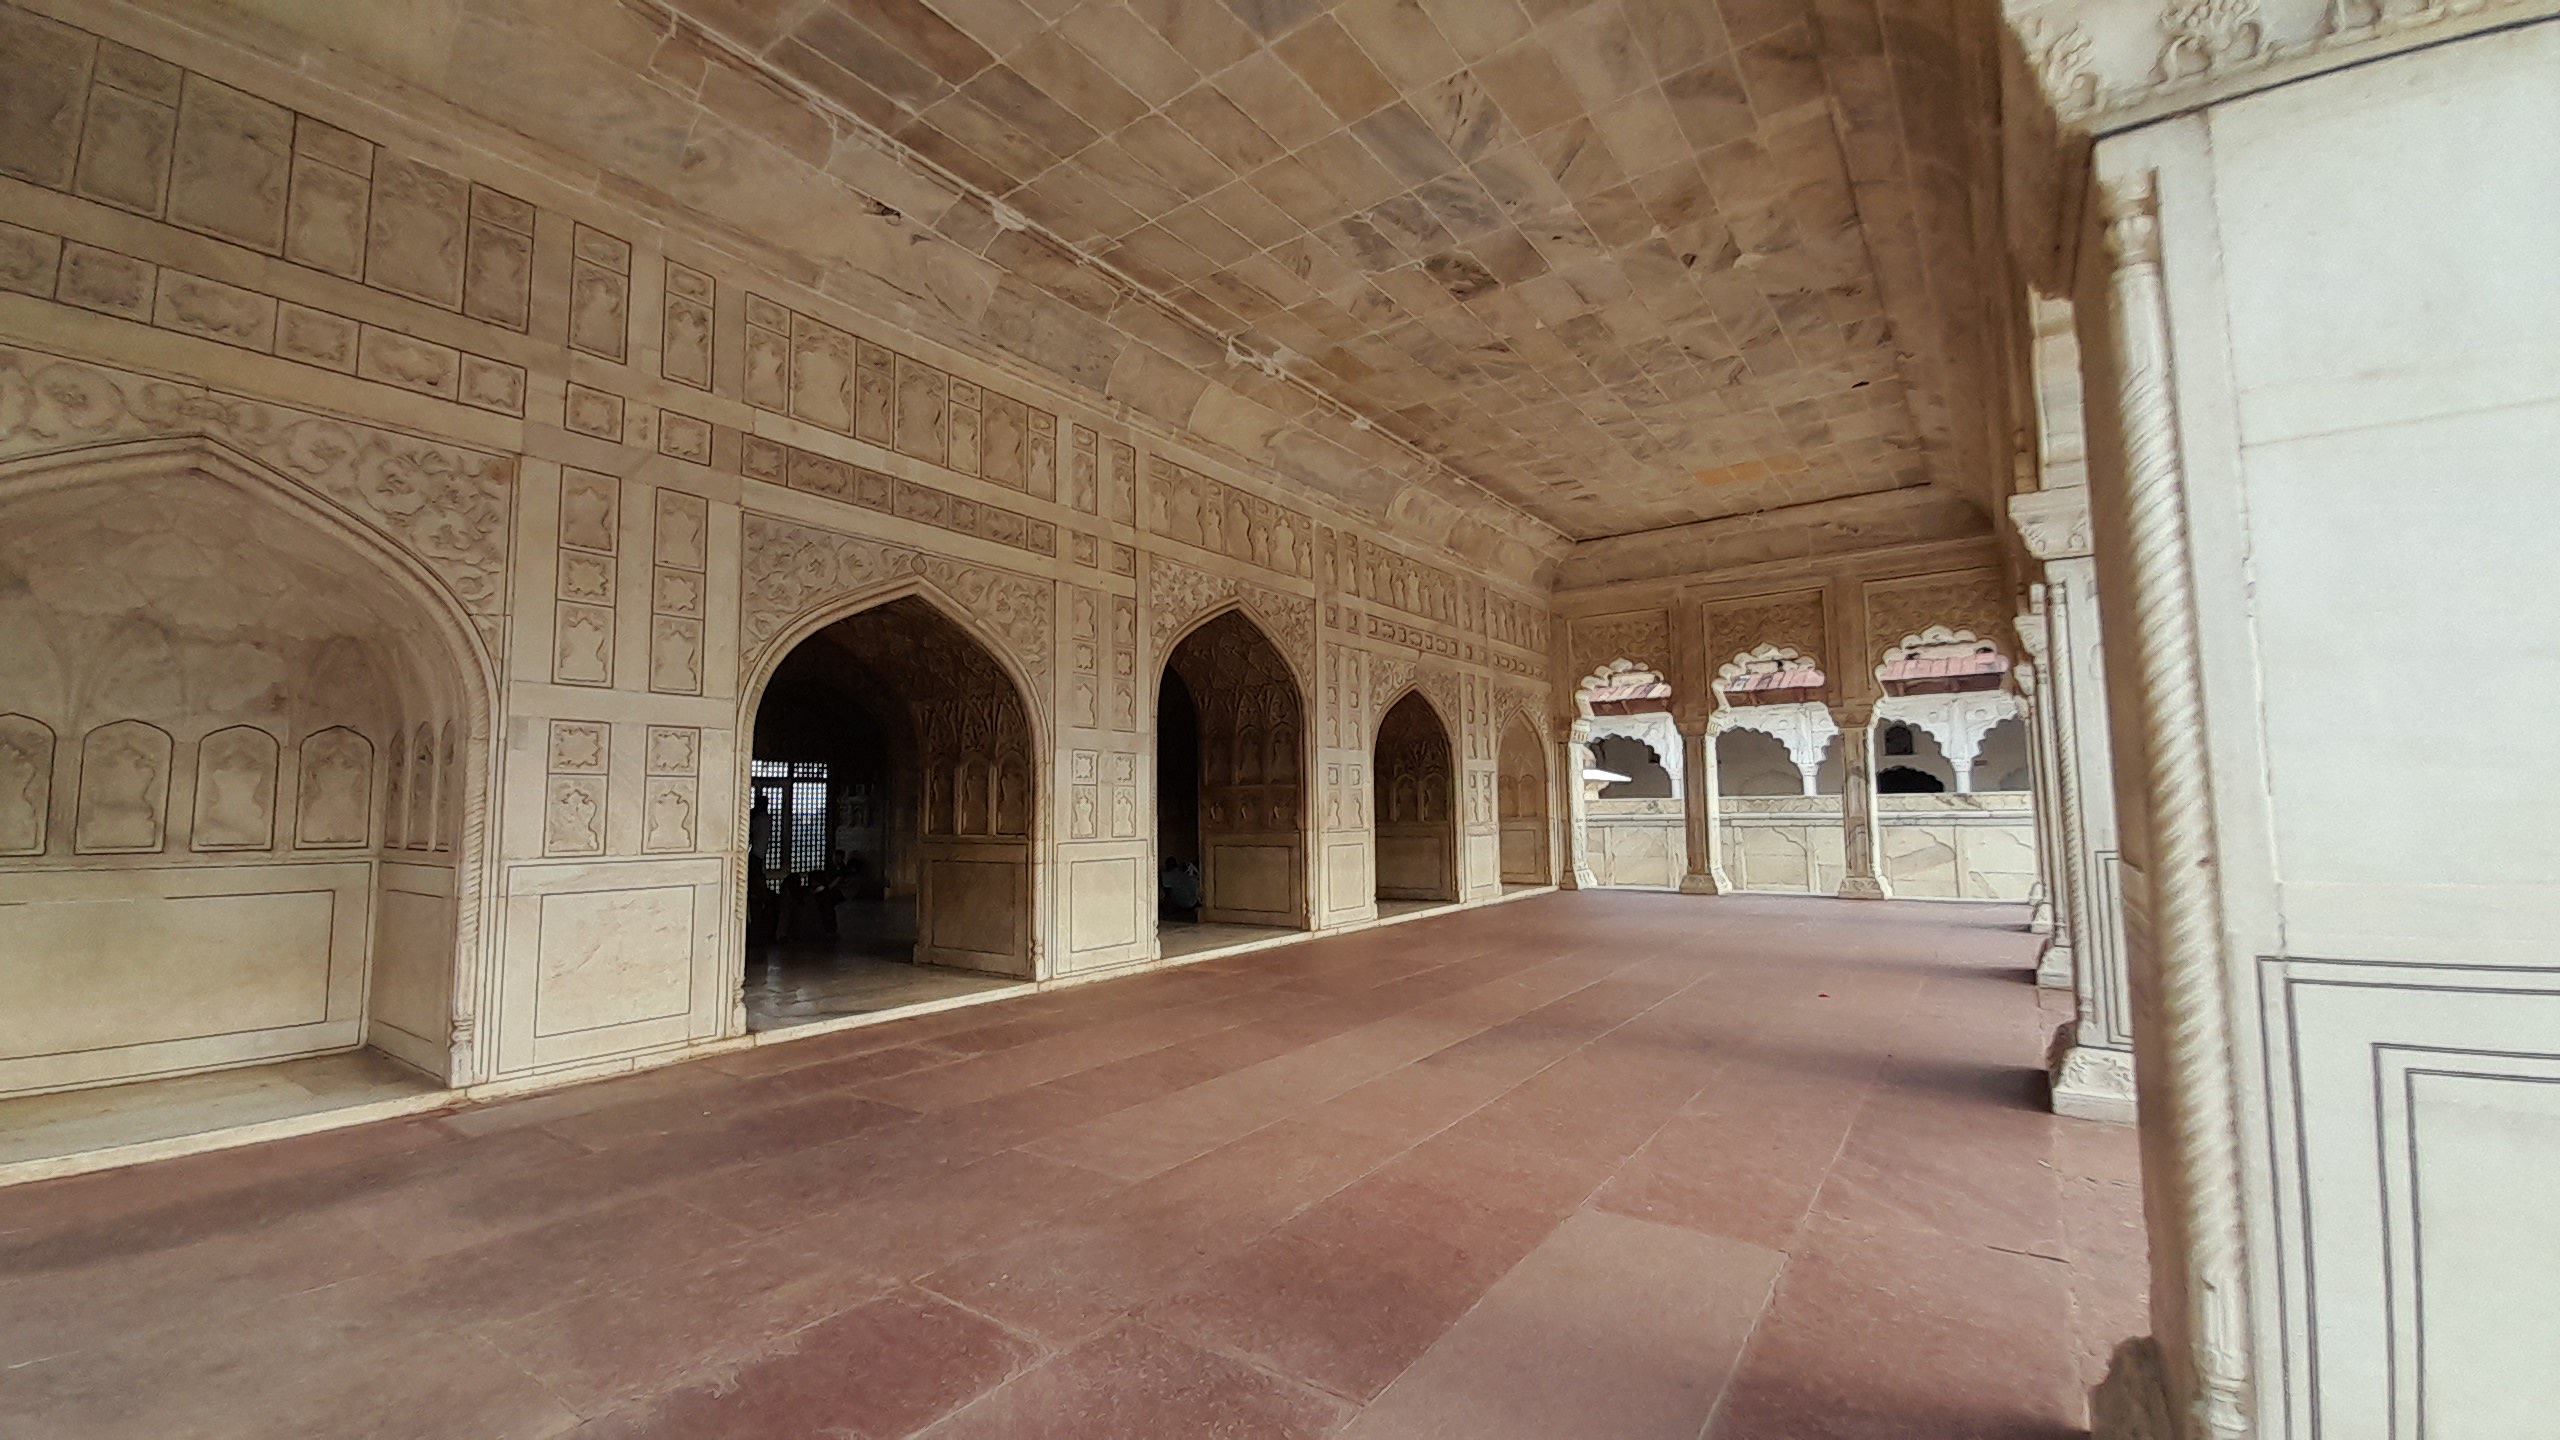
[
  {"x1": 1676, "y1": 716, "x2": 1731, "y2": 896},
  {"x1": 1834, "y1": 710, "x2": 1890, "y2": 901}
]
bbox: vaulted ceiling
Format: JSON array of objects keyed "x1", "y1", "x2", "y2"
[
  {"x1": 664, "y1": 0, "x2": 2008, "y2": 544},
  {"x1": 204, "y1": 0, "x2": 2013, "y2": 581}
]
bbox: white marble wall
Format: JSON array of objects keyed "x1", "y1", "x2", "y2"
[
  {"x1": 2070, "y1": 19, "x2": 2560, "y2": 1435},
  {"x1": 0, "y1": 3, "x2": 1559, "y2": 1099},
  {"x1": 1718, "y1": 794, "x2": 2037, "y2": 900}
]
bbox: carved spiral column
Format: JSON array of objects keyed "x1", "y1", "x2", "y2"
[
  {"x1": 2100, "y1": 171, "x2": 2251, "y2": 1439},
  {"x1": 1676, "y1": 715, "x2": 1730, "y2": 896},
  {"x1": 1834, "y1": 708, "x2": 1890, "y2": 901}
]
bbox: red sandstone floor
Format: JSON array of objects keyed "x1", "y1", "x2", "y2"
[{"x1": 0, "y1": 893, "x2": 2143, "y2": 1439}]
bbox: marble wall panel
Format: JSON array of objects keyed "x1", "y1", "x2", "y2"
[
  {"x1": 75, "y1": 719, "x2": 170, "y2": 854},
  {"x1": 294, "y1": 726, "x2": 373, "y2": 848},
  {"x1": 365, "y1": 152, "x2": 468, "y2": 309},
  {"x1": 544, "y1": 720, "x2": 608, "y2": 858},
  {"x1": 190, "y1": 724, "x2": 278, "y2": 851},
  {"x1": 0, "y1": 715, "x2": 54, "y2": 856},
  {"x1": 661, "y1": 259, "x2": 714, "y2": 389},
  {"x1": 534, "y1": 885, "x2": 693, "y2": 1035},
  {"x1": 0, "y1": 9, "x2": 96, "y2": 190},
  {"x1": 462, "y1": 185, "x2": 535, "y2": 332},
  {"x1": 73, "y1": 67, "x2": 177, "y2": 217},
  {"x1": 649, "y1": 490, "x2": 709, "y2": 696},
  {"x1": 568, "y1": 224, "x2": 631, "y2": 362},
  {"x1": 554, "y1": 469, "x2": 618, "y2": 688},
  {"x1": 283, "y1": 117, "x2": 369, "y2": 279},
  {"x1": 167, "y1": 74, "x2": 292, "y2": 253},
  {"x1": 1067, "y1": 855, "x2": 1142, "y2": 952},
  {"x1": 0, "y1": 867, "x2": 359, "y2": 1088}
]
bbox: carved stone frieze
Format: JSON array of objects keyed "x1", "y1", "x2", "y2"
[
  {"x1": 1351, "y1": 537, "x2": 1462, "y2": 628},
  {"x1": 0, "y1": 345, "x2": 512, "y2": 615},
  {"x1": 1146, "y1": 453, "x2": 1313, "y2": 580},
  {"x1": 1863, "y1": 571, "x2": 2011, "y2": 669},
  {"x1": 2004, "y1": 0, "x2": 2537, "y2": 126},
  {"x1": 1707, "y1": 591, "x2": 1828, "y2": 676},
  {"x1": 741, "y1": 511, "x2": 1053, "y2": 699},
  {"x1": 744, "y1": 291, "x2": 1054, "y2": 499},
  {"x1": 1568, "y1": 609, "x2": 1671, "y2": 681},
  {"x1": 1146, "y1": 552, "x2": 1315, "y2": 684}
]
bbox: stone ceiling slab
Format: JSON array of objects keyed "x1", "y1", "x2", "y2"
[{"x1": 633, "y1": 0, "x2": 2009, "y2": 548}]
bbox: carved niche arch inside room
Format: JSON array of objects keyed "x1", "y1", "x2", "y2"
[
  {"x1": 1372, "y1": 690, "x2": 1457, "y2": 905},
  {"x1": 0, "y1": 444, "x2": 490, "y2": 1098},
  {"x1": 1496, "y1": 711, "x2": 1550, "y2": 886},
  {"x1": 1156, "y1": 608, "x2": 1307, "y2": 936},
  {"x1": 744, "y1": 594, "x2": 1039, "y2": 1027}
]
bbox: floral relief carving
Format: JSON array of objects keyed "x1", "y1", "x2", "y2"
[
  {"x1": 1144, "y1": 453, "x2": 1313, "y2": 579},
  {"x1": 1569, "y1": 609, "x2": 1671, "y2": 681},
  {"x1": 1146, "y1": 553, "x2": 1314, "y2": 684},
  {"x1": 1863, "y1": 572, "x2": 2010, "y2": 669},
  {"x1": 0, "y1": 345, "x2": 513, "y2": 616},
  {"x1": 1708, "y1": 592, "x2": 1828, "y2": 678},
  {"x1": 742, "y1": 512, "x2": 1053, "y2": 700}
]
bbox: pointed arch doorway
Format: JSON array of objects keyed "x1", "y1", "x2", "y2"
[
  {"x1": 1155, "y1": 608, "x2": 1310, "y2": 959},
  {"x1": 1373, "y1": 690, "x2": 1458, "y2": 911},
  {"x1": 741, "y1": 594, "x2": 1039, "y2": 1031}
]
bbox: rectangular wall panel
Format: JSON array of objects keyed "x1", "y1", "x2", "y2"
[{"x1": 0, "y1": 861, "x2": 369, "y2": 1096}]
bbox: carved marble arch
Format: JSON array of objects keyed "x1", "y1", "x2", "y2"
[
  {"x1": 738, "y1": 572, "x2": 1054, "y2": 766},
  {"x1": 0, "y1": 437, "x2": 499, "y2": 1090},
  {"x1": 732, "y1": 582, "x2": 1045, "y2": 983},
  {"x1": 1160, "y1": 606, "x2": 1310, "y2": 927},
  {"x1": 1156, "y1": 598, "x2": 1309, "y2": 703},
  {"x1": 1370, "y1": 680, "x2": 1458, "y2": 749}
]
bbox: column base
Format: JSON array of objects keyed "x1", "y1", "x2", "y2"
[
  {"x1": 1677, "y1": 867, "x2": 1733, "y2": 896},
  {"x1": 2035, "y1": 938, "x2": 2075, "y2": 989},
  {"x1": 1837, "y1": 875, "x2": 1891, "y2": 900},
  {"x1": 2028, "y1": 896, "x2": 2055, "y2": 935},
  {"x1": 2090, "y1": 1337, "x2": 2177, "y2": 1440},
  {"x1": 2048, "y1": 1022, "x2": 2136, "y2": 1124}
]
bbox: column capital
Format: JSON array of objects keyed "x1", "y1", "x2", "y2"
[{"x1": 2010, "y1": 486, "x2": 2094, "y2": 562}]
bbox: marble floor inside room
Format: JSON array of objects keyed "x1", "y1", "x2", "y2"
[
  {"x1": 744, "y1": 900, "x2": 1029, "y2": 1032},
  {"x1": 1156, "y1": 918, "x2": 1302, "y2": 960},
  {"x1": 0, "y1": 892, "x2": 2143, "y2": 1439}
]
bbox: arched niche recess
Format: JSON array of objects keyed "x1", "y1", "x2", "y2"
[
  {"x1": 742, "y1": 593, "x2": 1039, "y2": 987},
  {"x1": 1159, "y1": 608, "x2": 1307, "y2": 929},
  {"x1": 1496, "y1": 711, "x2": 1550, "y2": 885},
  {"x1": 0, "y1": 441, "x2": 492, "y2": 1097},
  {"x1": 1373, "y1": 690, "x2": 1457, "y2": 903}
]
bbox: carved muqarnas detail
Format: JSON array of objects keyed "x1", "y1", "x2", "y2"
[
  {"x1": 741, "y1": 512, "x2": 1053, "y2": 701},
  {"x1": 0, "y1": 346, "x2": 513, "y2": 616}
]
